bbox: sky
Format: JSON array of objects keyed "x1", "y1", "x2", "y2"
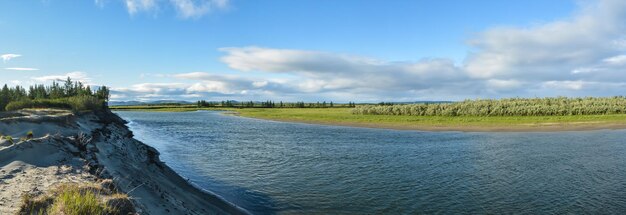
[{"x1": 1, "y1": 0, "x2": 626, "y2": 102}]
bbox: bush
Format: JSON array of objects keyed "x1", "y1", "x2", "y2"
[
  {"x1": 5, "y1": 96, "x2": 104, "y2": 112},
  {"x1": 352, "y1": 97, "x2": 626, "y2": 117}
]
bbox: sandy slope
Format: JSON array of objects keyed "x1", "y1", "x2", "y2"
[
  {"x1": 0, "y1": 109, "x2": 248, "y2": 214},
  {"x1": 0, "y1": 137, "x2": 95, "y2": 214}
]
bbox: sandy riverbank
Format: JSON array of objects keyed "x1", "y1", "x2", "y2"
[
  {"x1": 225, "y1": 111, "x2": 626, "y2": 132},
  {"x1": 0, "y1": 109, "x2": 248, "y2": 214},
  {"x1": 112, "y1": 107, "x2": 626, "y2": 132}
]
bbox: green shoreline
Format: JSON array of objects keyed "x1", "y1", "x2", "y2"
[{"x1": 110, "y1": 106, "x2": 626, "y2": 132}]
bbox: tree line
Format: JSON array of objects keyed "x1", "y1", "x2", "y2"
[
  {"x1": 0, "y1": 77, "x2": 110, "y2": 111},
  {"x1": 352, "y1": 97, "x2": 626, "y2": 117},
  {"x1": 197, "y1": 100, "x2": 357, "y2": 108}
]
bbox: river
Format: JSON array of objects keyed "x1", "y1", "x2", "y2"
[{"x1": 115, "y1": 110, "x2": 626, "y2": 214}]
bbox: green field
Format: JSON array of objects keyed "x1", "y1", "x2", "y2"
[{"x1": 110, "y1": 106, "x2": 626, "y2": 131}]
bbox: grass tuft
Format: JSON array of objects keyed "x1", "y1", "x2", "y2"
[
  {"x1": 17, "y1": 182, "x2": 134, "y2": 215},
  {"x1": 48, "y1": 185, "x2": 106, "y2": 215},
  {"x1": 4, "y1": 135, "x2": 13, "y2": 144}
]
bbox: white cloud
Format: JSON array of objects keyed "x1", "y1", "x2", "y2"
[
  {"x1": 464, "y1": 0, "x2": 626, "y2": 81},
  {"x1": 542, "y1": 80, "x2": 586, "y2": 90},
  {"x1": 169, "y1": 0, "x2": 229, "y2": 18},
  {"x1": 486, "y1": 79, "x2": 524, "y2": 91},
  {"x1": 110, "y1": 72, "x2": 304, "y2": 101},
  {"x1": 1, "y1": 54, "x2": 21, "y2": 63},
  {"x1": 116, "y1": 0, "x2": 228, "y2": 18},
  {"x1": 603, "y1": 55, "x2": 626, "y2": 65},
  {"x1": 219, "y1": 47, "x2": 466, "y2": 92},
  {"x1": 94, "y1": 0, "x2": 108, "y2": 8},
  {"x1": 125, "y1": 0, "x2": 158, "y2": 15},
  {"x1": 112, "y1": 81, "x2": 233, "y2": 101},
  {"x1": 5, "y1": 67, "x2": 38, "y2": 71},
  {"x1": 207, "y1": 0, "x2": 626, "y2": 101},
  {"x1": 31, "y1": 72, "x2": 92, "y2": 84}
]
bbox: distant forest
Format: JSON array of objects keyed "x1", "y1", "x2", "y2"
[
  {"x1": 196, "y1": 100, "x2": 357, "y2": 108},
  {"x1": 0, "y1": 78, "x2": 110, "y2": 112}
]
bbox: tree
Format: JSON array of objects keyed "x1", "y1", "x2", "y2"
[
  {"x1": 94, "y1": 86, "x2": 110, "y2": 109},
  {"x1": 0, "y1": 84, "x2": 9, "y2": 111},
  {"x1": 0, "y1": 78, "x2": 110, "y2": 111},
  {"x1": 64, "y1": 77, "x2": 74, "y2": 97}
]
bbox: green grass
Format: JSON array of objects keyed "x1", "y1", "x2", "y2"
[
  {"x1": 3, "y1": 135, "x2": 14, "y2": 144},
  {"x1": 18, "y1": 181, "x2": 134, "y2": 215},
  {"x1": 111, "y1": 106, "x2": 626, "y2": 131},
  {"x1": 48, "y1": 186, "x2": 106, "y2": 215}
]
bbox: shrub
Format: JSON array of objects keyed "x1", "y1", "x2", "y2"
[
  {"x1": 352, "y1": 97, "x2": 626, "y2": 117},
  {"x1": 5, "y1": 96, "x2": 104, "y2": 112}
]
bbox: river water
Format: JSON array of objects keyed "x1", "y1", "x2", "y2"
[{"x1": 115, "y1": 111, "x2": 626, "y2": 214}]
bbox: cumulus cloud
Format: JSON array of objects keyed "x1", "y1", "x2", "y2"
[
  {"x1": 464, "y1": 0, "x2": 626, "y2": 81},
  {"x1": 111, "y1": 72, "x2": 304, "y2": 101},
  {"x1": 220, "y1": 47, "x2": 467, "y2": 92},
  {"x1": 112, "y1": 81, "x2": 238, "y2": 101},
  {"x1": 5, "y1": 67, "x2": 38, "y2": 71},
  {"x1": 117, "y1": 0, "x2": 228, "y2": 18},
  {"x1": 209, "y1": 0, "x2": 626, "y2": 101},
  {"x1": 1, "y1": 54, "x2": 21, "y2": 63}
]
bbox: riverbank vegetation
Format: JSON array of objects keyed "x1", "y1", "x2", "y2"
[
  {"x1": 352, "y1": 97, "x2": 626, "y2": 117},
  {"x1": 109, "y1": 97, "x2": 626, "y2": 131},
  {"x1": 197, "y1": 100, "x2": 357, "y2": 108},
  {"x1": 110, "y1": 106, "x2": 626, "y2": 131},
  {"x1": 0, "y1": 78, "x2": 110, "y2": 112},
  {"x1": 110, "y1": 100, "x2": 357, "y2": 111}
]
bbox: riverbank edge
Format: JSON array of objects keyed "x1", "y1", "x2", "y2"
[
  {"x1": 105, "y1": 110, "x2": 251, "y2": 214},
  {"x1": 0, "y1": 109, "x2": 250, "y2": 214},
  {"x1": 111, "y1": 107, "x2": 626, "y2": 132},
  {"x1": 224, "y1": 111, "x2": 626, "y2": 132}
]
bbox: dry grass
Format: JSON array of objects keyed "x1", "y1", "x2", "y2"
[{"x1": 16, "y1": 180, "x2": 134, "y2": 215}]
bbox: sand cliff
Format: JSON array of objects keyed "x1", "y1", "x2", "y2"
[{"x1": 0, "y1": 109, "x2": 248, "y2": 214}]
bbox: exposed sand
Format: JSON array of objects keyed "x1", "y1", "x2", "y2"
[
  {"x1": 0, "y1": 137, "x2": 95, "y2": 214},
  {"x1": 0, "y1": 109, "x2": 249, "y2": 214},
  {"x1": 231, "y1": 113, "x2": 626, "y2": 132}
]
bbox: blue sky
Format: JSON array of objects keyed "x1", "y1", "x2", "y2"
[{"x1": 2, "y1": 0, "x2": 625, "y2": 102}]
